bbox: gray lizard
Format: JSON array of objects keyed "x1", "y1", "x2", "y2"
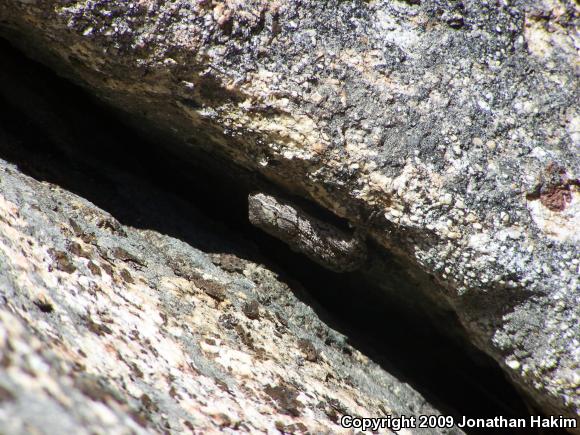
[{"x1": 248, "y1": 192, "x2": 367, "y2": 272}]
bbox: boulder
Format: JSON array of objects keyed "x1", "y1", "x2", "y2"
[{"x1": 0, "y1": 0, "x2": 578, "y2": 426}]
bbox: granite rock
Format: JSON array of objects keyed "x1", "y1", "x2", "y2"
[{"x1": 0, "y1": 0, "x2": 578, "y2": 425}]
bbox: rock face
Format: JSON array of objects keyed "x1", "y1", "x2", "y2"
[
  {"x1": 0, "y1": 0, "x2": 578, "y2": 428},
  {"x1": 0, "y1": 147, "x2": 459, "y2": 433}
]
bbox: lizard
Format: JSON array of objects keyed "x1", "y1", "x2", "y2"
[{"x1": 248, "y1": 192, "x2": 367, "y2": 273}]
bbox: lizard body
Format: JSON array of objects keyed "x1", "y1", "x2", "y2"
[{"x1": 248, "y1": 192, "x2": 367, "y2": 272}]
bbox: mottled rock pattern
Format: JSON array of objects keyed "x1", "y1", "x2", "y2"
[
  {"x1": 0, "y1": 159, "x2": 458, "y2": 433},
  {"x1": 0, "y1": 0, "x2": 578, "y2": 423}
]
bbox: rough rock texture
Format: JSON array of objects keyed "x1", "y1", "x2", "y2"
[
  {"x1": 0, "y1": 155, "x2": 459, "y2": 434},
  {"x1": 0, "y1": 0, "x2": 578, "y2": 426}
]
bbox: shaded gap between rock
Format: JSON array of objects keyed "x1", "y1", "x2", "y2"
[{"x1": 0, "y1": 37, "x2": 558, "y2": 434}]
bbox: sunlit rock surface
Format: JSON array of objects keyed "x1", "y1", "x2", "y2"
[{"x1": 0, "y1": 0, "x2": 578, "y2": 425}]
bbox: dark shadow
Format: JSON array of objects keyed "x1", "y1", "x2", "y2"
[{"x1": 0, "y1": 37, "x2": 563, "y2": 434}]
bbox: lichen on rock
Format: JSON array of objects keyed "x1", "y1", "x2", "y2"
[{"x1": 0, "y1": 0, "x2": 578, "y2": 429}]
